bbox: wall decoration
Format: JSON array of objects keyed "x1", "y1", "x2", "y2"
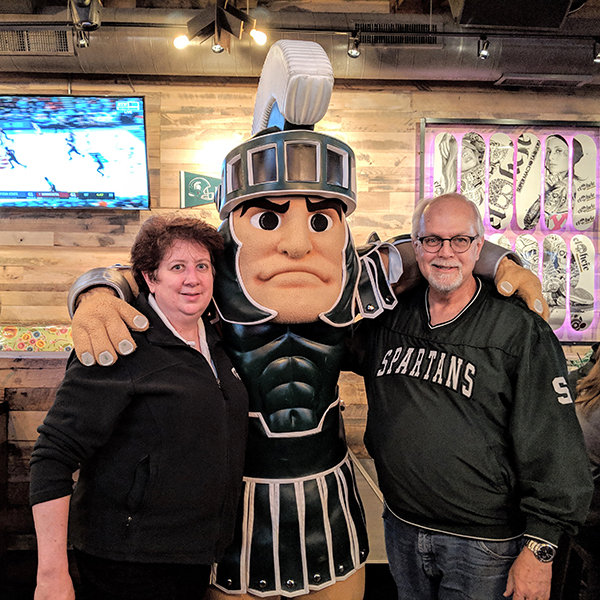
[
  {"x1": 0, "y1": 325, "x2": 72, "y2": 352},
  {"x1": 420, "y1": 119, "x2": 599, "y2": 342},
  {"x1": 179, "y1": 171, "x2": 220, "y2": 208}
]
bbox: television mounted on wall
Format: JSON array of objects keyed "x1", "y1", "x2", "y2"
[{"x1": 0, "y1": 94, "x2": 150, "y2": 210}]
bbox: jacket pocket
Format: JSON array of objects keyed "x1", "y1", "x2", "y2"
[{"x1": 126, "y1": 455, "x2": 150, "y2": 514}]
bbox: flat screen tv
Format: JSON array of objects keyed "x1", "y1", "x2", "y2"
[{"x1": 0, "y1": 95, "x2": 150, "y2": 210}]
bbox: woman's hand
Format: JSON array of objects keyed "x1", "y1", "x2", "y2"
[{"x1": 34, "y1": 570, "x2": 76, "y2": 600}]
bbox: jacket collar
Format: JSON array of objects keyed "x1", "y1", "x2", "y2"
[{"x1": 135, "y1": 292, "x2": 220, "y2": 349}]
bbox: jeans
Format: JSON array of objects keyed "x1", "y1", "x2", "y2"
[
  {"x1": 74, "y1": 549, "x2": 211, "y2": 600},
  {"x1": 383, "y1": 507, "x2": 522, "y2": 600}
]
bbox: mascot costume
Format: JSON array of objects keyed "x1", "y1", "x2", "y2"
[{"x1": 66, "y1": 41, "x2": 547, "y2": 600}]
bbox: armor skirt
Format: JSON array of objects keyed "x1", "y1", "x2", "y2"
[{"x1": 211, "y1": 453, "x2": 369, "y2": 597}]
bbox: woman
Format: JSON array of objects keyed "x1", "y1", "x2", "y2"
[{"x1": 30, "y1": 214, "x2": 249, "y2": 600}]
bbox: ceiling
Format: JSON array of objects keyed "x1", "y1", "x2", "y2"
[{"x1": 2, "y1": 0, "x2": 600, "y2": 87}]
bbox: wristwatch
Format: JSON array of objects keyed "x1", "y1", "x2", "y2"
[{"x1": 525, "y1": 538, "x2": 556, "y2": 563}]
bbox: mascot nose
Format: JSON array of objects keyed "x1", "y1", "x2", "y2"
[{"x1": 278, "y1": 224, "x2": 312, "y2": 258}]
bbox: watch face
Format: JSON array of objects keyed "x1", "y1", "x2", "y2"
[{"x1": 537, "y1": 545, "x2": 556, "y2": 562}]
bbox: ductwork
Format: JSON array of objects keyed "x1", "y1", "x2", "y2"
[{"x1": 0, "y1": 8, "x2": 597, "y2": 86}]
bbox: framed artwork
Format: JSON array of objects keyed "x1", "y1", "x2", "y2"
[{"x1": 420, "y1": 118, "x2": 599, "y2": 342}]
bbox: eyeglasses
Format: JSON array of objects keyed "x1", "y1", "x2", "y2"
[{"x1": 417, "y1": 235, "x2": 479, "y2": 253}]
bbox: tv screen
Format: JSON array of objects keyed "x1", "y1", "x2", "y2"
[{"x1": 0, "y1": 95, "x2": 150, "y2": 210}]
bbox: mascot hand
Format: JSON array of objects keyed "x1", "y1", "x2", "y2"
[
  {"x1": 71, "y1": 287, "x2": 149, "y2": 367},
  {"x1": 495, "y1": 257, "x2": 549, "y2": 321}
]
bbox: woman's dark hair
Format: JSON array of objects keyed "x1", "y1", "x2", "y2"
[
  {"x1": 130, "y1": 214, "x2": 224, "y2": 293},
  {"x1": 576, "y1": 346, "x2": 600, "y2": 416}
]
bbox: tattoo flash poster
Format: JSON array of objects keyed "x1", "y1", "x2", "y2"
[{"x1": 421, "y1": 121, "x2": 599, "y2": 342}]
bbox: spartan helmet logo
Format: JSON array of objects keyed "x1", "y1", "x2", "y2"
[{"x1": 188, "y1": 176, "x2": 215, "y2": 203}]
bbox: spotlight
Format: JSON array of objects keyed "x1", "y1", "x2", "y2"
[
  {"x1": 348, "y1": 33, "x2": 360, "y2": 59},
  {"x1": 76, "y1": 29, "x2": 89, "y2": 48},
  {"x1": 174, "y1": 0, "x2": 266, "y2": 53},
  {"x1": 174, "y1": 35, "x2": 190, "y2": 49},
  {"x1": 250, "y1": 28, "x2": 267, "y2": 46},
  {"x1": 594, "y1": 41, "x2": 600, "y2": 63},
  {"x1": 478, "y1": 36, "x2": 490, "y2": 60},
  {"x1": 70, "y1": 0, "x2": 102, "y2": 32}
]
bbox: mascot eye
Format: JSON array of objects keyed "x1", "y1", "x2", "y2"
[
  {"x1": 250, "y1": 211, "x2": 281, "y2": 231},
  {"x1": 309, "y1": 213, "x2": 333, "y2": 233}
]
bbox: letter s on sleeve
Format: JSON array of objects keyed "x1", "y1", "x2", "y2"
[{"x1": 553, "y1": 376, "x2": 573, "y2": 405}]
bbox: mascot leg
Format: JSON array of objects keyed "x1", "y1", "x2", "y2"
[{"x1": 203, "y1": 567, "x2": 365, "y2": 600}]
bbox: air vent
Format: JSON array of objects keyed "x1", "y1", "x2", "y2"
[
  {"x1": 0, "y1": 28, "x2": 74, "y2": 55},
  {"x1": 355, "y1": 23, "x2": 441, "y2": 47},
  {"x1": 495, "y1": 73, "x2": 592, "y2": 88}
]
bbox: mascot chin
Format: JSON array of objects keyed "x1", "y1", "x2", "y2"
[{"x1": 66, "y1": 40, "x2": 547, "y2": 600}]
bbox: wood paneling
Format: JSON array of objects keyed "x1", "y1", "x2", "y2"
[
  {"x1": 0, "y1": 355, "x2": 66, "y2": 551},
  {"x1": 2, "y1": 81, "x2": 600, "y2": 328}
]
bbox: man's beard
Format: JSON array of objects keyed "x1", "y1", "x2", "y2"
[{"x1": 428, "y1": 262, "x2": 464, "y2": 294}]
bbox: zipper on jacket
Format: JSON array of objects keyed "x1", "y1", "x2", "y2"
[{"x1": 126, "y1": 516, "x2": 133, "y2": 527}]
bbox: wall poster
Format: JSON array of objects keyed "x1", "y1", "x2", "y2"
[{"x1": 420, "y1": 119, "x2": 599, "y2": 343}]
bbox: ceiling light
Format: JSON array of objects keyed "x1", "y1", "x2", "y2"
[
  {"x1": 174, "y1": 0, "x2": 266, "y2": 53},
  {"x1": 478, "y1": 37, "x2": 490, "y2": 60},
  {"x1": 594, "y1": 41, "x2": 600, "y2": 63},
  {"x1": 250, "y1": 28, "x2": 267, "y2": 46},
  {"x1": 348, "y1": 34, "x2": 360, "y2": 59},
  {"x1": 173, "y1": 35, "x2": 190, "y2": 49},
  {"x1": 75, "y1": 29, "x2": 89, "y2": 48},
  {"x1": 70, "y1": 0, "x2": 102, "y2": 32}
]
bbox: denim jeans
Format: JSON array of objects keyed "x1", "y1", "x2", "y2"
[{"x1": 383, "y1": 507, "x2": 522, "y2": 600}]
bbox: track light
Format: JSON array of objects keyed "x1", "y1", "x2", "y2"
[
  {"x1": 348, "y1": 33, "x2": 361, "y2": 58},
  {"x1": 173, "y1": 35, "x2": 190, "y2": 49},
  {"x1": 174, "y1": 0, "x2": 266, "y2": 52},
  {"x1": 250, "y1": 28, "x2": 267, "y2": 46},
  {"x1": 594, "y1": 41, "x2": 600, "y2": 63},
  {"x1": 76, "y1": 29, "x2": 90, "y2": 48},
  {"x1": 70, "y1": 0, "x2": 102, "y2": 32},
  {"x1": 478, "y1": 36, "x2": 490, "y2": 60}
]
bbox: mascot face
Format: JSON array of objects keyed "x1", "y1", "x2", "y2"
[{"x1": 231, "y1": 195, "x2": 346, "y2": 323}]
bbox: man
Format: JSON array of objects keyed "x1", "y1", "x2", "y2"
[{"x1": 347, "y1": 193, "x2": 592, "y2": 600}]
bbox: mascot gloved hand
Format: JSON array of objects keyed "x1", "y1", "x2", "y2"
[
  {"x1": 68, "y1": 268, "x2": 148, "y2": 367},
  {"x1": 495, "y1": 256, "x2": 549, "y2": 320}
]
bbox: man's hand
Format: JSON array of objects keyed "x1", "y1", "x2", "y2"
[
  {"x1": 504, "y1": 547, "x2": 552, "y2": 600},
  {"x1": 71, "y1": 287, "x2": 148, "y2": 367},
  {"x1": 495, "y1": 257, "x2": 550, "y2": 321}
]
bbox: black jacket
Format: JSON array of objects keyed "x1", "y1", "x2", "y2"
[{"x1": 30, "y1": 293, "x2": 249, "y2": 565}]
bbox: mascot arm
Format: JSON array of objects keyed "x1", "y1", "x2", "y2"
[
  {"x1": 473, "y1": 240, "x2": 549, "y2": 320},
  {"x1": 358, "y1": 234, "x2": 548, "y2": 321},
  {"x1": 68, "y1": 267, "x2": 148, "y2": 367}
]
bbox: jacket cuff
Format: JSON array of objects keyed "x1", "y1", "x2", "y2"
[
  {"x1": 525, "y1": 519, "x2": 565, "y2": 547},
  {"x1": 473, "y1": 240, "x2": 522, "y2": 278}
]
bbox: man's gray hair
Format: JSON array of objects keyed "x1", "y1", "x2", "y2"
[{"x1": 411, "y1": 194, "x2": 485, "y2": 239}]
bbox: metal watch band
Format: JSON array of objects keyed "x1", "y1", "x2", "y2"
[{"x1": 525, "y1": 538, "x2": 556, "y2": 563}]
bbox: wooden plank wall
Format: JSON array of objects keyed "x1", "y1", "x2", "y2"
[
  {"x1": 0, "y1": 354, "x2": 67, "y2": 552},
  {"x1": 2, "y1": 81, "x2": 600, "y2": 327}
]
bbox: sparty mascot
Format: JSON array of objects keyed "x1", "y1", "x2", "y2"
[{"x1": 66, "y1": 41, "x2": 547, "y2": 600}]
